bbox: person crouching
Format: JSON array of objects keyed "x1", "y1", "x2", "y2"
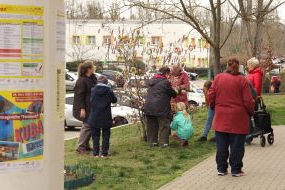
[
  {"x1": 171, "y1": 102, "x2": 194, "y2": 146},
  {"x1": 88, "y1": 75, "x2": 117, "y2": 158}
]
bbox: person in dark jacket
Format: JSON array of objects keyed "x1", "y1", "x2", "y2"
[
  {"x1": 88, "y1": 75, "x2": 117, "y2": 158},
  {"x1": 73, "y1": 61, "x2": 97, "y2": 154},
  {"x1": 144, "y1": 66, "x2": 176, "y2": 147}
]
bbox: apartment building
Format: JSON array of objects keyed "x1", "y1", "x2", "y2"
[{"x1": 66, "y1": 19, "x2": 210, "y2": 68}]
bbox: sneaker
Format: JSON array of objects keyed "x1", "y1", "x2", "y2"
[
  {"x1": 93, "y1": 155, "x2": 99, "y2": 158},
  {"x1": 197, "y1": 136, "x2": 207, "y2": 142},
  {"x1": 181, "y1": 141, "x2": 189, "y2": 146},
  {"x1": 209, "y1": 137, "x2": 216, "y2": 142},
  {"x1": 232, "y1": 171, "x2": 246, "y2": 177},
  {"x1": 76, "y1": 149, "x2": 88, "y2": 154},
  {"x1": 162, "y1": 144, "x2": 169, "y2": 147},
  {"x1": 217, "y1": 171, "x2": 228, "y2": 176},
  {"x1": 86, "y1": 147, "x2": 93, "y2": 152},
  {"x1": 151, "y1": 143, "x2": 158, "y2": 147},
  {"x1": 101, "y1": 155, "x2": 109, "y2": 158}
]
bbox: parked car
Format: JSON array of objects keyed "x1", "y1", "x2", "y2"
[
  {"x1": 188, "y1": 72, "x2": 199, "y2": 81},
  {"x1": 64, "y1": 94, "x2": 138, "y2": 129},
  {"x1": 97, "y1": 70, "x2": 125, "y2": 87},
  {"x1": 187, "y1": 83, "x2": 205, "y2": 107},
  {"x1": 65, "y1": 70, "x2": 78, "y2": 91},
  {"x1": 94, "y1": 73, "x2": 117, "y2": 88}
]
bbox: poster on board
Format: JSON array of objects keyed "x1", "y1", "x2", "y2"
[
  {"x1": 0, "y1": 91, "x2": 44, "y2": 171},
  {"x1": 0, "y1": 4, "x2": 44, "y2": 88},
  {"x1": 0, "y1": 4, "x2": 44, "y2": 171}
]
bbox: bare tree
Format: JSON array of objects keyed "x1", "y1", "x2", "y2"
[
  {"x1": 230, "y1": 0, "x2": 285, "y2": 58},
  {"x1": 86, "y1": 2, "x2": 104, "y2": 19},
  {"x1": 115, "y1": 31, "x2": 148, "y2": 141},
  {"x1": 124, "y1": 0, "x2": 238, "y2": 75}
]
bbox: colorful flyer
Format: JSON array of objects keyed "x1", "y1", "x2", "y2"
[
  {"x1": 0, "y1": 91, "x2": 44, "y2": 171},
  {"x1": 0, "y1": 4, "x2": 44, "y2": 88}
]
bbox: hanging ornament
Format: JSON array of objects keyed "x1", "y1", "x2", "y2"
[{"x1": 146, "y1": 49, "x2": 151, "y2": 55}]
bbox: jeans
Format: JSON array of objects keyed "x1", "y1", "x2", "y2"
[
  {"x1": 215, "y1": 131, "x2": 246, "y2": 174},
  {"x1": 91, "y1": 128, "x2": 111, "y2": 156},
  {"x1": 202, "y1": 107, "x2": 215, "y2": 138}
]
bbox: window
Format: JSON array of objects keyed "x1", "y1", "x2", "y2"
[
  {"x1": 198, "y1": 58, "x2": 202, "y2": 67},
  {"x1": 103, "y1": 36, "x2": 112, "y2": 45},
  {"x1": 65, "y1": 74, "x2": 73, "y2": 81},
  {"x1": 72, "y1": 36, "x2": 80, "y2": 44},
  {"x1": 191, "y1": 38, "x2": 196, "y2": 47},
  {"x1": 137, "y1": 36, "x2": 145, "y2": 45},
  {"x1": 87, "y1": 36, "x2": 96, "y2": 45},
  {"x1": 151, "y1": 36, "x2": 162, "y2": 46},
  {"x1": 198, "y1": 39, "x2": 202, "y2": 48}
]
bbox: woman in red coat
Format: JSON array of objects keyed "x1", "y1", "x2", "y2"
[
  {"x1": 246, "y1": 57, "x2": 263, "y2": 96},
  {"x1": 169, "y1": 64, "x2": 190, "y2": 106},
  {"x1": 208, "y1": 58, "x2": 255, "y2": 177}
]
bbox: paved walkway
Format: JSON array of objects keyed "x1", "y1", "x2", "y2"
[{"x1": 160, "y1": 126, "x2": 285, "y2": 190}]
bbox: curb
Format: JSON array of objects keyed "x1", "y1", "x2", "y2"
[{"x1": 64, "y1": 124, "x2": 131, "y2": 141}]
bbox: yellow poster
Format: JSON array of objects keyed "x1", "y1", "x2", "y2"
[
  {"x1": 0, "y1": 4, "x2": 44, "y2": 87},
  {"x1": 0, "y1": 91, "x2": 44, "y2": 171}
]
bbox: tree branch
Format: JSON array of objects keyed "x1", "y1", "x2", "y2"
[{"x1": 220, "y1": 13, "x2": 239, "y2": 49}]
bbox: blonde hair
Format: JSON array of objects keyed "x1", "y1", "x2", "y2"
[
  {"x1": 247, "y1": 57, "x2": 259, "y2": 70},
  {"x1": 176, "y1": 102, "x2": 190, "y2": 121}
]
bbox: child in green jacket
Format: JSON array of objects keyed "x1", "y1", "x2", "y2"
[{"x1": 171, "y1": 102, "x2": 194, "y2": 146}]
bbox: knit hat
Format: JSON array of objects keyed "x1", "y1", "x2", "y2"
[{"x1": 97, "y1": 75, "x2": 108, "y2": 84}]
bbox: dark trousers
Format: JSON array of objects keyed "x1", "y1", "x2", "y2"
[
  {"x1": 146, "y1": 116, "x2": 170, "y2": 145},
  {"x1": 215, "y1": 131, "x2": 246, "y2": 174},
  {"x1": 91, "y1": 128, "x2": 111, "y2": 156}
]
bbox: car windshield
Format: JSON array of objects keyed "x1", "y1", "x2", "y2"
[{"x1": 67, "y1": 72, "x2": 78, "y2": 80}]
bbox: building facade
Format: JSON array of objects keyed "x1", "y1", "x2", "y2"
[{"x1": 66, "y1": 19, "x2": 210, "y2": 69}]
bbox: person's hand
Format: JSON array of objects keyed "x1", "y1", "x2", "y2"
[{"x1": 80, "y1": 109, "x2": 86, "y2": 119}]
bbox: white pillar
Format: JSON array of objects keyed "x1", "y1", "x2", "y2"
[{"x1": 0, "y1": 0, "x2": 65, "y2": 190}]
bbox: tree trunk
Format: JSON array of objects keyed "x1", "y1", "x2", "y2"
[
  {"x1": 213, "y1": 47, "x2": 221, "y2": 76},
  {"x1": 252, "y1": 19, "x2": 263, "y2": 58}
]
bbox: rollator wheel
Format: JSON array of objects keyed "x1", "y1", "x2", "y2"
[
  {"x1": 260, "y1": 136, "x2": 266, "y2": 147},
  {"x1": 267, "y1": 133, "x2": 274, "y2": 145},
  {"x1": 245, "y1": 137, "x2": 253, "y2": 145}
]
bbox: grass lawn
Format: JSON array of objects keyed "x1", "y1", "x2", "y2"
[
  {"x1": 65, "y1": 95, "x2": 285, "y2": 190},
  {"x1": 262, "y1": 95, "x2": 285, "y2": 125}
]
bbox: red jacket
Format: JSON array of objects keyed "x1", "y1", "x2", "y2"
[
  {"x1": 246, "y1": 68, "x2": 263, "y2": 96},
  {"x1": 208, "y1": 73, "x2": 255, "y2": 134},
  {"x1": 169, "y1": 71, "x2": 190, "y2": 105}
]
